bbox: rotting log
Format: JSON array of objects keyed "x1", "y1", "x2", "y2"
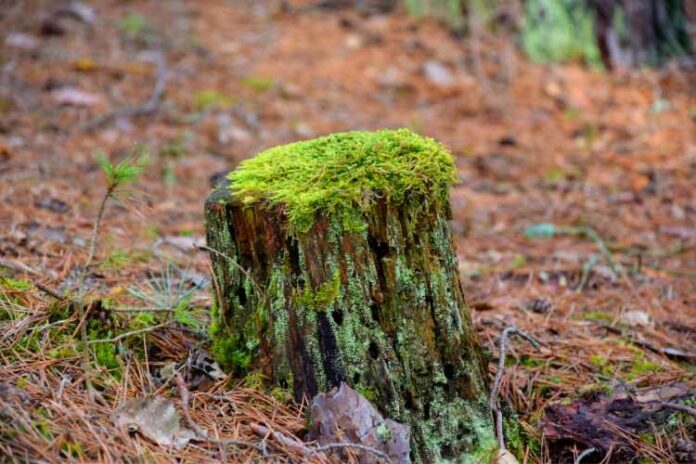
[{"x1": 204, "y1": 129, "x2": 496, "y2": 463}]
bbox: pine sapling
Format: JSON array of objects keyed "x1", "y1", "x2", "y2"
[{"x1": 86, "y1": 151, "x2": 148, "y2": 269}]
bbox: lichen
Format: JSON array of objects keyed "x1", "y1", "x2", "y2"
[{"x1": 228, "y1": 128, "x2": 457, "y2": 234}]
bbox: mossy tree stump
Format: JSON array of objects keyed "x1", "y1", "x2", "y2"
[{"x1": 205, "y1": 129, "x2": 496, "y2": 462}]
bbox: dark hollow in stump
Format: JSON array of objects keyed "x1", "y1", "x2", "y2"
[{"x1": 205, "y1": 129, "x2": 496, "y2": 462}]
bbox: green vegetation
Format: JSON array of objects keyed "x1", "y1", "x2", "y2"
[
  {"x1": 228, "y1": 128, "x2": 457, "y2": 234},
  {"x1": 582, "y1": 310, "x2": 613, "y2": 323},
  {"x1": 296, "y1": 272, "x2": 341, "y2": 311},
  {"x1": 96, "y1": 151, "x2": 148, "y2": 191},
  {"x1": 193, "y1": 90, "x2": 235, "y2": 111},
  {"x1": 99, "y1": 249, "x2": 152, "y2": 271},
  {"x1": 117, "y1": 12, "x2": 149, "y2": 35},
  {"x1": 522, "y1": 0, "x2": 602, "y2": 68},
  {"x1": 241, "y1": 76, "x2": 275, "y2": 93}
]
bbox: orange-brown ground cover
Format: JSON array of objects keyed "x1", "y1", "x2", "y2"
[{"x1": 0, "y1": 1, "x2": 694, "y2": 462}]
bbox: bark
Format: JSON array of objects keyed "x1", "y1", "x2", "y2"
[{"x1": 205, "y1": 180, "x2": 496, "y2": 463}]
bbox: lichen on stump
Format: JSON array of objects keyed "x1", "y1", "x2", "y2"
[{"x1": 205, "y1": 129, "x2": 496, "y2": 462}]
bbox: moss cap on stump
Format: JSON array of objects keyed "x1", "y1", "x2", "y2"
[{"x1": 227, "y1": 128, "x2": 457, "y2": 234}]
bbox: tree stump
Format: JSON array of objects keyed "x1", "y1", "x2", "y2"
[{"x1": 205, "y1": 129, "x2": 496, "y2": 462}]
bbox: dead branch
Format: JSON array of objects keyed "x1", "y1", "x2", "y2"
[
  {"x1": 0, "y1": 257, "x2": 67, "y2": 301},
  {"x1": 87, "y1": 322, "x2": 172, "y2": 345},
  {"x1": 306, "y1": 442, "x2": 392, "y2": 464},
  {"x1": 173, "y1": 373, "x2": 265, "y2": 455},
  {"x1": 80, "y1": 52, "x2": 167, "y2": 132},
  {"x1": 660, "y1": 401, "x2": 696, "y2": 418},
  {"x1": 489, "y1": 326, "x2": 541, "y2": 450},
  {"x1": 574, "y1": 447, "x2": 596, "y2": 464},
  {"x1": 250, "y1": 423, "x2": 312, "y2": 456}
]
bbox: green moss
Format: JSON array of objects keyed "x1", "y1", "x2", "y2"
[
  {"x1": 193, "y1": 90, "x2": 235, "y2": 110},
  {"x1": 0, "y1": 277, "x2": 31, "y2": 292},
  {"x1": 228, "y1": 129, "x2": 457, "y2": 234},
  {"x1": 98, "y1": 249, "x2": 152, "y2": 271},
  {"x1": 628, "y1": 356, "x2": 661, "y2": 379},
  {"x1": 582, "y1": 310, "x2": 613, "y2": 323},
  {"x1": 356, "y1": 385, "x2": 379, "y2": 402},
  {"x1": 92, "y1": 341, "x2": 120, "y2": 373},
  {"x1": 297, "y1": 272, "x2": 341, "y2": 311},
  {"x1": 209, "y1": 328, "x2": 251, "y2": 371},
  {"x1": 241, "y1": 76, "x2": 275, "y2": 93}
]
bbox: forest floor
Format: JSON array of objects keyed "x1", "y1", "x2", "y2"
[{"x1": 0, "y1": 1, "x2": 694, "y2": 463}]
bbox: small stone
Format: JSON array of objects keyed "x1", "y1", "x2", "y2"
[
  {"x1": 345, "y1": 33, "x2": 363, "y2": 50},
  {"x1": 620, "y1": 310, "x2": 652, "y2": 327},
  {"x1": 5, "y1": 33, "x2": 38, "y2": 50},
  {"x1": 423, "y1": 60, "x2": 454, "y2": 87}
]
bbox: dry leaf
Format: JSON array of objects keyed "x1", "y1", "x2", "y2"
[
  {"x1": 113, "y1": 396, "x2": 195, "y2": 450},
  {"x1": 309, "y1": 383, "x2": 410, "y2": 464}
]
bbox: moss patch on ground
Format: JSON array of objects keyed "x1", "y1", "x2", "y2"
[{"x1": 228, "y1": 128, "x2": 457, "y2": 234}]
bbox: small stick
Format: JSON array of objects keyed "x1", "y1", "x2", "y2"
[
  {"x1": 110, "y1": 307, "x2": 174, "y2": 313},
  {"x1": 660, "y1": 401, "x2": 696, "y2": 418},
  {"x1": 0, "y1": 257, "x2": 67, "y2": 301},
  {"x1": 574, "y1": 447, "x2": 596, "y2": 464},
  {"x1": 173, "y1": 373, "x2": 263, "y2": 453},
  {"x1": 489, "y1": 327, "x2": 541, "y2": 408},
  {"x1": 84, "y1": 185, "x2": 115, "y2": 270},
  {"x1": 489, "y1": 326, "x2": 541, "y2": 451},
  {"x1": 305, "y1": 443, "x2": 392, "y2": 464},
  {"x1": 81, "y1": 53, "x2": 167, "y2": 132},
  {"x1": 250, "y1": 423, "x2": 312, "y2": 455},
  {"x1": 86, "y1": 322, "x2": 171, "y2": 345}
]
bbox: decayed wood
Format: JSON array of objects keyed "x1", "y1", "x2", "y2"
[{"x1": 205, "y1": 177, "x2": 496, "y2": 462}]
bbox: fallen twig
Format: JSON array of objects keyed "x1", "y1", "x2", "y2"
[
  {"x1": 173, "y1": 372, "x2": 265, "y2": 457},
  {"x1": 660, "y1": 401, "x2": 696, "y2": 418},
  {"x1": 80, "y1": 52, "x2": 167, "y2": 132},
  {"x1": 574, "y1": 447, "x2": 596, "y2": 464},
  {"x1": 0, "y1": 257, "x2": 67, "y2": 300},
  {"x1": 489, "y1": 326, "x2": 541, "y2": 450},
  {"x1": 110, "y1": 306, "x2": 174, "y2": 313},
  {"x1": 87, "y1": 322, "x2": 171, "y2": 345},
  {"x1": 305, "y1": 442, "x2": 392, "y2": 463},
  {"x1": 250, "y1": 423, "x2": 312, "y2": 456}
]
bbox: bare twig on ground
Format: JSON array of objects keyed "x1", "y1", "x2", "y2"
[
  {"x1": 306, "y1": 442, "x2": 392, "y2": 463},
  {"x1": 173, "y1": 372, "x2": 265, "y2": 456},
  {"x1": 489, "y1": 326, "x2": 541, "y2": 450},
  {"x1": 250, "y1": 423, "x2": 312, "y2": 455},
  {"x1": 87, "y1": 322, "x2": 172, "y2": 345},
  {"x1": 660, "y1": 401, "x2": 696, "y2": 418},
  {"x1": 574, "y1": 447, "x2": 596, "y2": 464},
  {"x1": 110, "y1": 306, "x2": 174, "y2": 313},
  {"x1": 0, "y1": 257, "x2": 67, "y2": 300},
  {"x1": 80, "y1": 52, "x2": 167, "y2": 132}
]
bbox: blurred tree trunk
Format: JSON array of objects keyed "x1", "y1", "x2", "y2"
[{"x1": 592, "y1": 0, "x2": 694, "y2": 68}]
